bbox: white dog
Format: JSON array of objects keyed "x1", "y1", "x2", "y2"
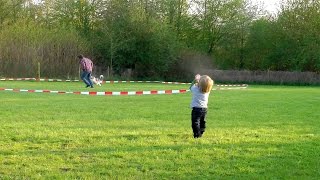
[{"x1": 91, "y1": 75, "x2": 104, "y2": 86}]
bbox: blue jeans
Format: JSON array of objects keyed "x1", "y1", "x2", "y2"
[
  {"x1": 81, "y1": 71, "x2": 93, "y2": 87},
  {"x1": 191, "y1": 107, "x2": 207, "y2": 138}
]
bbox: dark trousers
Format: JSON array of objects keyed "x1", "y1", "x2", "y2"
[
  {"x1": 81, "y1": 71, "x2": 93, "y2": 87},
  {"x1": 191, "y1": 107, "x2": 207, "y2": 138}
]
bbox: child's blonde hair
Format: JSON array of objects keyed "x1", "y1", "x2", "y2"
[{"x1": 199, "y1": 75, "x2": 214, "y2": 93}]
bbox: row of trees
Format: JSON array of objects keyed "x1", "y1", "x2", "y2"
[{"x1": 0, "y1": 0, "x2": 319, "y2": 79}]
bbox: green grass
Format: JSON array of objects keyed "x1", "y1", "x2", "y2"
[{"x1": 0, "y1": 81, "x2": 319, "y2": 179}]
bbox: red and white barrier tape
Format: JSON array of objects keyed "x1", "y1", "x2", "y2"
[
  {"x1": 104, "y1": 80, "x2": 161, "y2": 83},
  {"x1": 37, "y1": 79, "x2": 80, "y2": 82},
  {"x1": 162, "y1": 81, "x2": 248, "y2": 87},
  {"x1": 0, "y1": 78, "x2": 163, "y2": 84},
  {"x1": 0, "y1": 78, "x2": 80, "y2": 82},
  {"x1": 1, "y1": 78, "x2": 248, "y2": 87},
  {"x1": 0, "y1": 78, "x2": 248, "y2": 95},
  {"x1": 0, "y1": 86, "x2": 247, "y2": 96},
  {"x1": 213, "y1": 87, "x2": 248, "y2": 90},
  {"x1": 0, "y1": 88, "x2": 188, "y2": 96},
  {"x1": 1, "y1": 78, "x2": 36, "y2": 81}
]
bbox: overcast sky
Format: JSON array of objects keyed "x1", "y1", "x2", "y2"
[
  {"x1": 250, "y1": 0, "x2": 281, "y2": 13},
  {"x1": 31, "y1": 0, "x2": 282, "y2": 14}
]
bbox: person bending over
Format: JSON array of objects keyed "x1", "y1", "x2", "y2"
[{"x1": 78, "y1": 54, "x2": 94, "y2": 88}]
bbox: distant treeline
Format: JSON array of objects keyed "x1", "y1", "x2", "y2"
[
  {"x1": 0, "y1": 0, "x2": 319, "y2": 82},
  {"x1": 203, "y1": 70, "x2": 320, "y2": 85}
]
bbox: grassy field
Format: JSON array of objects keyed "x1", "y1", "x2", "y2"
[{"x1": 0, "y1": 81, "x2": 319, "y2": 179}]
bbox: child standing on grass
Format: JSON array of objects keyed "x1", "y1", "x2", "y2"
[{"x1": 189, "y1": 74, "x2": 214, "y2": 138}]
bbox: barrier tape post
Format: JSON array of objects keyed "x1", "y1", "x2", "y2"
[{"x1": 38, "y1": 62, "x2": 41, "y2": 81}]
